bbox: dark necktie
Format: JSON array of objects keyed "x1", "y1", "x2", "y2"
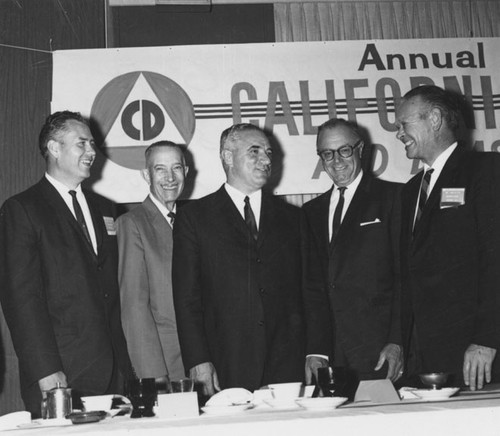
[
  {"x1": 414, "y1": 168, "x2": 434, "y2": 231},
  {"x1": 69, "y1": 190, "x2": 92, "y2": 245},
  {"x1": 167, "y1": 211, "x2": 176, "y2": 227},
  {"x1": 244, "y1": 196, "x2": 258, "y2": 241},
  {"x1": 331, "y1": 186, "x2": 346, "y2": 244}
]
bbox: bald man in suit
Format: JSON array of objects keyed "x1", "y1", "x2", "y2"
[
  {"x1": 303, "y1": 118, "x2": 402, "y2": 385},
  {"x1": 396, "y1": 85, "x2": 500, "y2": 390},
  {"x1": 172, "y1": 124, "x2": 305, "y2": 397}
]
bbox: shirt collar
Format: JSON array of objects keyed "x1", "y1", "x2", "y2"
[
  {"x1": 224, "y1": 183, "x2": 262, "y2": 204},
  {"x1": 423, "y1": 142, "x2": 458, "y2": 173},
  {"x1": 149, "y1": 193, "x2": 176, "y2": 222},
  {"x1": 332, "y1": 169, "x2": 363, "y2": 193},
  {"x1": 45, "y1": 172, "x2": 82, "y2": 196}
]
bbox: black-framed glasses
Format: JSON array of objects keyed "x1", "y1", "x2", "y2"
[{"x1": 317, "y1": 140, "x2": 362, "y2": 162}]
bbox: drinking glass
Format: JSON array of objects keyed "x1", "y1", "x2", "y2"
[{"x1": 126, "y1": 378, "x2": 157, "y2": 418}]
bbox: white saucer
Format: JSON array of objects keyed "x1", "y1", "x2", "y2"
[
  {"x1": 413, "y1": 387, "x2": 460, "y2": 401},
  {"x1": 201, "y1": 403, "x2": 254, "y2": 416},
  {"x1": 263, "y1": 398, "x2": 301, "y2": 410},
  {"x1": 19, "y1": 418, "x2": 73, "y2": 429},
  {"x1": 295, "y1": 397, "x2": 348, "y2": 411}
]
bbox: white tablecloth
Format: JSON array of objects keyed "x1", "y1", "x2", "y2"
[{"x1": 7, "y1": 392, "x2": 500, "y2": 436}]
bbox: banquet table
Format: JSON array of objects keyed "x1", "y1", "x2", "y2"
[{"x1": 6, "y1": 389, "x2": 500, "y2": 436}]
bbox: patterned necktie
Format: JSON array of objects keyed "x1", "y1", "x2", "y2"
[
  {"x1": 167, "y1": 211, "x2": 176, "y2": 227},
  {"x1": 414, "y1": 168, "x2": 434, "y2": 231},
  {"x1": 244, "y1": 196, "x2": 258, "y2": 241},
  {"x1": 331, "y1": 186, "x2": 347, "y2": 244},
  {"x1": 69, "y1": 190, "x2": 92, "y2": 245}
]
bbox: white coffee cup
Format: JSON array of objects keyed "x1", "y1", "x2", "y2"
[
  {"x1": 268, "y1": 382, "x2": 303, "y2": 400},
  {"x1": 81, "y1": 394, "x2": 114, "y2": 412}
]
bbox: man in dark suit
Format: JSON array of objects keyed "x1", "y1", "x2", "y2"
[
  {"x1": 0, "y1": 111, "x2": 132, "y2": 416},
  {"x1": 172, "y1": 123, "x2": 304, "y2": 396},
  {"x1": 117, "y1": 141, "x2": 187, "y2": 381},
  {"x1": 396, "y1": 85, "x2": 500, "y2": 390},
  {"x1": 303, "y1": 118, "x2": 403, "y2": 384}
]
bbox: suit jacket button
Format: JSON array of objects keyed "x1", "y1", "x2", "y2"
[
  {"x1": 104, "y1": 293, "x2": 109, "y2": 298},
  {"x1": 258, "y1": 320, "x2": 264, "y2": 326},
  {"x1": 256, "y1": 258, "x2": 262, "y2": 263},
  {"x1": 259, "y1": 288, "x2": 265, "y2": 294}
]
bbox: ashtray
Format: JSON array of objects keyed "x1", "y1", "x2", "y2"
[{"x1": 67, "y1": 410, "x2": 107, "y2": 425}]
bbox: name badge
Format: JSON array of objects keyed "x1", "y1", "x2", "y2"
[
  {"x1": 103, "y1": 216, "x2": 116, "y2": 235},
  {"x1": 440, "y1": 188, "x2": 465, "y2": 209}
]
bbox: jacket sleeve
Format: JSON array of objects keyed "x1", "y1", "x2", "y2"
[
  {"x1": 471, "y1": 154, "x2": 500, "y2": 349},
  {"x1": 386, "y1": 184, "x2": 403, "y2": 346},
  {"x1": 301, "y1": 209, "x2": 334, "y2": 358},
  {"x1": 116, "y1": 213, "x2": 168, "y2": 378},
  {"x1": 0, "y1": 198, "x2": 63, "y2": 387},
  {"x1": 172, "y1": 206, "x2": 212, "y2": 371}
]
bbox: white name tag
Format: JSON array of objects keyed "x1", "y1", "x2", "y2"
[
  {"x1": 103, "y1": 216, "x2": 116, "y2": 235},
  {"x1": 440, "y1": 188, "x2": 465, "y2": 209}
]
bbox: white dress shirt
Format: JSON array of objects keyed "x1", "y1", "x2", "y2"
[
  {"x1": 413, "y1": 142, "x2": 458, "y2": 226},
  {"x1": 328, "y1": 170, "x2": 363, "y2": 240},
  {"x1": 224, "y1": 183, "x2": 262, "y2": 229},
  {"x1": 149, "y1": 194, "x2": 176, "y2": 228},
  {"x1": 45, "y1": 173, "x2": 97, "y2": 254}
]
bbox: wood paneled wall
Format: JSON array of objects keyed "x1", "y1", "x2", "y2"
[{"x1": 0, "y1": 0, "x2": 105, "y2": 416}]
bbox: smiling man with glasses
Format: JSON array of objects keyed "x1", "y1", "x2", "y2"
[{"x1": 303, "y1": 118, "x2": 403, "y2": 385}]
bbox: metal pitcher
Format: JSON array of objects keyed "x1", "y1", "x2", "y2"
[{"x1": 41, "y1": 384, "x2": 72, "y2": 419}]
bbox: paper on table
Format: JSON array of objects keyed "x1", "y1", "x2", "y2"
[
  {"x1": 0, "y1": 411, "x2": 31, "y2": 430},
  {"x1": 354, "y1": 379, "x2": 401, "y2": 404}
]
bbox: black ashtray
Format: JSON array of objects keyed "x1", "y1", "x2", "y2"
[{"x1": 67, "y1": 410, "x2": 107, "y2": 424}]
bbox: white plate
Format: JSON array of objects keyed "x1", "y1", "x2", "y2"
[
  {"x1": 413, "y1": 387, "x2": 460, "y2": 401},
  {"x1": 205, "y1": 388, "x2": 253, "y2": 407},
  {"x1": 18, "y1": 418, "x2": 73, "y2": 429},
  {"x1": 201, "y1": 403, "x2": 254, "y2": 416},
  {"x1": 295, "y1": 397, "x2": 348, "y2": 411},
  {"x1": 263, "y1": 398, "x2": 301, "y2": 410}
]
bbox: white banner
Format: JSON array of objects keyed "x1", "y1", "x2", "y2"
[{"x1": 52, "y1": 38, "x2": 500, "y2": 202}]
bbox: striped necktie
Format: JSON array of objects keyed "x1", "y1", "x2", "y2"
[
  {"x1": 414, "y1": 168, "x2": 434, "y2": 231},
  {"x1": 167, "y1": 211, "x2": 175, "y2": 227}
]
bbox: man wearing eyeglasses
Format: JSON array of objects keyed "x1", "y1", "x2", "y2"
[{"x1": 303, "y1": 118, "x2": 403, "y2": 384}]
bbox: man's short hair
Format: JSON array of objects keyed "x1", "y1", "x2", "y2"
[
  {"x1": 220, "y1": 123, "x2": 265, "y2": 153},
  {"x1": 144, "y1": 140, "x2": 186, "y2": 167},
  {"x1": 403, "y1": 85, "x2": 461, "y2": 132},
  {"x1": 316, "y1": 118, "x2": 364, "y2": 146},
  {"x1": 39, "y1": 111, "x2": 88, "y2": 158}
]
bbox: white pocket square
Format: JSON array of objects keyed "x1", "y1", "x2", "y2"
[{"x1": 360, "y1": 218, "x2": 381, "y2": 227}]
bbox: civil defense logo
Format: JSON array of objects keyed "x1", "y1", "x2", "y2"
[{"x1": 90, "y1": 71, "x2": 195, "y2": 170}]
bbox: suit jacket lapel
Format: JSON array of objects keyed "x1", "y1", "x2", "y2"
[
  {"x1": 82, "y1": 191, "x2": 101, "y2": 259},
  {"x1": 413, "y1": 147, "x2": 464, "y2": 242},
  {"x1": 215, "y1": 186, "x2": 250, "y2": 241},
  {"x1": 315, "y1": 189, "x2": 332, "y2": 259},
  {"x1": 330, "y1": 175, "x2": 370, "y2": 258},
  {"x1": 143, "y1": 196, "x2": 171, "y2": 236},
  {"x1": 39, "y1": 178, "x2": 96, "y2": 258},
  {"x1": 258, "y1": 193, "x2": 276, "y2": 247}
]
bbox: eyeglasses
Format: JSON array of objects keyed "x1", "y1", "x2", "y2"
[{"x1": 317, "y1": 140, "x2": 363, "y2": 162}]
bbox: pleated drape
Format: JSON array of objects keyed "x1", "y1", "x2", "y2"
[{"x1": 275, "y1": 0, "x2": 500, "y2": 206}]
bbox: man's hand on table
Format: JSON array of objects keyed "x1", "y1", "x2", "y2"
[
  {"x1": 189, "y1": 362, "x2": 220, "y2": 397},
  {"x1": 463, "y1": 344, "x2": 497, "y2": 390},
  {"x1": 374, "y1": 343, "x2": 403, "y2": 382},
  {"x1": 305, "y1": 355, "x2": 329, "y2": 385},
  {"x1": 38, "y1": 371, "x2": 67, "y2": 397}
]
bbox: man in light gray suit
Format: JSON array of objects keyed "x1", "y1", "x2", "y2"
[{"x1": 116, "y1": 141, "x2": 189, "y2": 381}]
